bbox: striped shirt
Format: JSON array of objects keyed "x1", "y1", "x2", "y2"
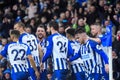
[
  {"x1": 39, "y1": 38, "x2": 48, "y2": 69},
  {"x1": 70, "y1": 40, "x2": 108, "y2": 74},
  {"x1": 42, "y1": 33, "x2": 73, "y2": 70},
  {"x1": 19, "y1": 33, "x2": 40, "y2": 67},
  {"x1": 70, "y1": 40, "x2": 84, "y2": 73},
  {"x1": 0, "y1": 42, "x2": 31, "y2": 73}
]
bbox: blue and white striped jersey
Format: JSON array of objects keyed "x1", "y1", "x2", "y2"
[
  {"x1": 42, "y1": 33, "x2": 73, "y2": 70},
  {"x1": 39, "y1": 38, "x2": 47, "y2": 54},
  {"x1": 70, "y1": 40, "x2": 83, "y2": 64},
  {"x1": 0, "y1": 41, "x2": 31, "y2": 73},
  {"x1": 70, "y1": 40, "x2": 108, "y2": 74},
  {"x1": 70, "y1": 40, "x2": 84, "y2": 73},
  {"x1": 19, "y1": 33, "x2": 40, "y2": 67},
  {"x1": 39, "y1": 38, "x2": 47, "y2": 69}
]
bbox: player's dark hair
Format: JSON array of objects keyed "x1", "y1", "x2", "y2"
[
  {"x1": 75, "y1": 28, "x2": 85, "y2": 34},
  {"x1": 48, "y1": 21, "x2": 59, "y2": 31},
  {"x1": 10, "y1": 30, "x2": 20, "y2": 38},
  {"x1": 36, "y1": 24, "x2": 46, "y2": 32},
  {"x1": 66, "y1": 28, "x2": 75, "y2": 36},
  {"x1": 37, "y1": 24, "x2": 45, "y2": 30}
]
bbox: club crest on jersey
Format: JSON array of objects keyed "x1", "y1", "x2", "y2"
[
  {"x1": 46, "y1": 41, "x2": 49, "y2": 46},
  {"x1": 96, "y1": 45, "x2": 102, "y2": 50}
]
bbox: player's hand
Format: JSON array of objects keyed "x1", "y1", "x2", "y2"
[
  {"x1": 35, "y1": 70, "x2": 40, "y2": 80},
  {"x1": 105, "y1": 64, "x2": 109, "y2": 73},
  {"x1": 66, "y1": 58, "x2": 71, "y2": 64},
  {"x1": 66, "y1": 58, "x2": 69, "y2": 62}
]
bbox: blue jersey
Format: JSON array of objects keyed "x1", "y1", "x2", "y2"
[
  {"x1": 0, "y1": 41, "x2": 31, "y2": 73},
  {"x1": 42, "y1": 33, "x2": 73, "y2": 70},
  {"x1": 39, "y1": 38, "x2": 47, "y2": 55},
  {"x1": 70, "y1": 40, "x2": 84, "y2": 73},
  {"x1": 98, "y1": 34, "x2": 108, "y2": 62},
  {"x1": 19, "y1": 33, "x2": 40, "y2": 67},
  {"x1": 70, "y1": 40, "x2": 108, "y2": 74},
  {"x1": 99, "y1": 24, "x2": 112, "y2": 47},
  {"x1": 105, "y1": 23, "x2": 112, "y2": 47}
]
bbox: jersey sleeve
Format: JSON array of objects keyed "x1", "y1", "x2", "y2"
[
  {"x1": 69, "y1": 49, "x2": 81, "y2": 62},
  {"x1": 67, "y1": 41, "x2": 74, "y2": 57},
  {"x1": 89, "y1": 40, "x2": 109, "y2": 64},
  {"x1": 42, "y1": 36, "x2": 53, "y2": 63},
  {"x1": 19, "y1": 33, "x2": 27, "y2": 43},
  {"x1": 0, "y1": 44, "x2": 8, "y2": 58},
  {"x1": 99, "y1": 34, "x2": 107, "y2": 42}
]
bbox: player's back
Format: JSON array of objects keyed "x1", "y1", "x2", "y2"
[
  {"x1": 50, "y1": 33, "x2": 69, "y2": 70},
  {"x1": 7, "y1": 42, "x2": 29, "y2": 73},
  {"x1": 28, "y1": 34, "x2": 40, "y2": 67},
  {"x1": 19, "y1": 33, "x2": 40, "y2": 67}
]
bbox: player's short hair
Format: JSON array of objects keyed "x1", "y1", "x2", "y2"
[
  {"x1": 75, "y1": 28, "x2": 85, "y2": 34},
  {"x1": 15, "y1": 22, "x2": 26, "y2": 28},
  {"x1": 90, "y1": 22, "x2": 101, "y2": 27},
  {"x1": 10, "y1": 30, "x2": 20, "y2": 38},
  {"x1": 36, "y1": 24, "x2": 46, "y2": 32},
  {"x1": 66, "y1": 28, "x2": 75, "y2": 36},
  {"x1": 48, "y1": 21, "x2": 59, "y2": 31},
  {"x1": 37, "y1": 24, "x2": 45, "y2": 30}
]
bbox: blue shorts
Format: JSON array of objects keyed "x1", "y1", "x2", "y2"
[
  {"x1": 52, "y1": 69, "x2": 68, "y2": 80},
  {"x1": 28, "y1": 67, "x2": 40, "y2": 80},
  {"x1": 40, "y1": 70, "x2": 47, "y2": 80},
  {"x1": 11, "y1": 72, "x2": 29, "y2": 80},
  {"x1": 88, "y1": 73, "x2": 102, "y2": 80},
  {"x1": 74, "y1": 72, "x2": 86, "y2": 80}
]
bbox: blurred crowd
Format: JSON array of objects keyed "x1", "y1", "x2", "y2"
[{"x1": 0, "y1": 0, "x2": 120, "y2": 80}]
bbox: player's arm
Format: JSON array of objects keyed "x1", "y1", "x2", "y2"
[
  {"x1": 41, "y1": 37, "x2": 53, "y2": 63},
  {"x1": 67, "y1": 41, "x2": 81, "y2": 61},
  {"x1": 27, "y1": 55, "x2": 40, "y2": 79},
  {"x1": 26, "y1": 46, "x2": 40, "y2": 79},
  {"x1": 90, "y1": 40, "x2": 109, "y2": 73},
  {"x1": 27, "y1": 55, "x2": 38, "y2": 71},
  {"x1": 90, "y1": 41, "x2": 108, "y2": 64},
  {"x1": 40, "y1": 38, "x2": 53, "y2": 71},
  {"x1": 0, "y1": 55, "x2": 3, "y2": 60},
  {"x1": 89, "y1": 37, "x2": 101, "y2": 43},
  {"x1": 0, "y1": 44, "x2": 8, "y2": 60},
  {"x1": 69, "y1": 49, "x2": 81, "y2": 62}
]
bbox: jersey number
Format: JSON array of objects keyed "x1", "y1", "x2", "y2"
[
  {"x1": 11, "y1": 49, "x2": 25, "y2": 61},
  {"x1": 27, "y1": 39, "x2": 37, "y2": 51},
  {"x1": 57, "y1": 41, "x2": 67, "y2": 53}
]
